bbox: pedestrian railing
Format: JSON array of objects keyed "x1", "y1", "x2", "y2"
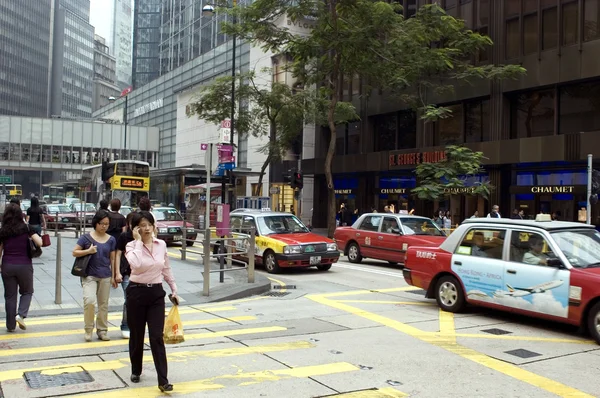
[{"x1": 180, "y1": 227, "x2": 255, "y2": 296}]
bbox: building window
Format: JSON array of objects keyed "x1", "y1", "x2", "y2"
[
  {"x1": 465, "y1": 99, "x2": 489, "y2": 142},
  {"x1": 397, "y1": 110, "x2": 417, "y2": 149},
  {"x1": 475, "y1": 0, "x2": 490, "y2": 62},
  {"x1": 562, "y1": 1, "x2": 579, "y2": 45},
  {"x1": 435, "y1": 104, "x2": 463, "y2": 145},
  {"x1": 347, "y1": 121, "x2": 360, "y2": 155},
  {"x1": 523, "y1": 13, "x2": 539, "y2": 54},
  {"x1": 511, "y1": 89, "x2": 556, "y2": 138},
  {"x1": 459, "y1": 0, "x2": 473, "y2": 29},
  {"x1": 584, "y1": 0, "x2": 600, "y2": 41},
  {"x1": 336, "y1": 124, "x2": 346, "y2": 155},
  {"x1": 559, "y1": 81, "x2": 600, "y2": 134},
  {"x1": 373, "y1": 113, "x2": 397, "y2": 152},
  {"x1": 506, "y1": 18, "x2": 520, "y2": 59},
  {"x1": 542, "y1": 5, "x2": 558, "y2": 50}
]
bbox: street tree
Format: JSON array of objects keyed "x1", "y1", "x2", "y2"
[
  {"x1": 186, "y1": 69, "x2": 310, "y2": 196},
  {"x1": 411, "y1": 145, "x2": 492, "y2": 202},
  {"x1": 221, "y1": 2, "x2": 525, "y2": 237}
]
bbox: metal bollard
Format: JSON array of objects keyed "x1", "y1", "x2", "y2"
[
  {"x1": 55, "y1": 234, "x2": 62, "y2": 304},
  {"x1": 54, "y1": 212, "x2": 59, "y2": 237},
  {"x1": 218, "y1": 235, "x2": 225, "y2": 283},
  {"x1": 226, "y1": 235, "x2": 232, "y2": 269},
  {"x1": 202, "y1": 229, "x2": 210, "y2": 296},
  {"x1": 248, "y1": 229, "x2": 255, "y2": 283},
  {"x1": 181, "y1": 224, "x2": 187, "y2": 261}
]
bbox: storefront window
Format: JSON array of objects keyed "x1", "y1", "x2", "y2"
[
  {"x1": 373, "y1": 113, "x2": 397, "y2": 152},
  {"x1": 435, "y1": 104, "x2": 463, "y2": 145},
  {"x1": 584, "y1": 0, "x2": 600, "y2": 42},
  {"x1": 465, "y1": 99, "x2": 489, "y2": 142},
  {"x1": 562, "y1": 1, "x2": 579, "y2": 45},
  {"x1": 397, "y1": 110, "x2": 416, "y2": 149},
  {"x1": 537, "y1": 171, "x2": 587, "y2": 185},
  {"x1": 559, "y1": 81, "x2": 600, "y2": 134},
  {"x1": 510, "y1": 89, "x2": 556, "y2": 138}
]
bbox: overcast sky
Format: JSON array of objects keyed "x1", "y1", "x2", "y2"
[{"x1": 89, "y1": 0, "x2": 111, "y2": 40}]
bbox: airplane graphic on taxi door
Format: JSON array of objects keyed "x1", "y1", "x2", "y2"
[{"x1": 494, "y1": 280, "x2": 564, "y2": 298}]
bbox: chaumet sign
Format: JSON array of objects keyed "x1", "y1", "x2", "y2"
[
  {"x1": 389, "y1": 151, "x2": 446, "y2": 168},
  {"x1": 531, "y1": 186, "x2": 575, "y2": 193}
]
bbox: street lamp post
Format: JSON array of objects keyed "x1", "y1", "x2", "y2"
[{"x1": 203, "y1": 3, "x2": 236, "y2": 207}]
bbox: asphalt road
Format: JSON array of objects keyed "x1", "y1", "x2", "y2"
[{"x1": 0, "y1": 252, "x2": 598, "y2": 397}]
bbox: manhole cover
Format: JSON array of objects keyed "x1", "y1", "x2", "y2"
[
  {"x1": 406, "y1": 289, "x2": 426, "y2": 295},
  {"x1": 24, "y1": 367, "x2": 94, "y2": 389},
  {"x1": 482, "y1": 328, "x2": 512, "y2": 335},
  {"x1": 504, "y1": 349, "x2": 542, "y2": 359},
  {"x1": 263, "y1": 291, "x2": 291, "y2": 297}
]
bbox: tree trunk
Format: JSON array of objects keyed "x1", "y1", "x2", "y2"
[
  {"x1": 325, "y1": 2, "x2": 341, "y2": 239},
  {"x1": 254, "y1": 154, "x2": 272, "y2": 196}
]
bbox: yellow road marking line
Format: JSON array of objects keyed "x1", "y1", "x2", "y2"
[
  {"x1": 0, "y1": 316, "x2": 256, "y2": 341},
  {"x1": 309, "y1": 294, "x2": 594, "y2": 398},
  {"x1": 168, "y1": 250, "x2": 198, "y2": 261},
  {"x1": 336, "y1": 300, "x2": 433, "y2": 306},
  {"x1": 438, "y1": 309, "x2": 457, "y2": 344},
  {"x1": 325, "y1": 387, "x2": 408, "y2": 397},
  {"x1": 23, "y1": 306, "x2": 237, "y2": 327},
  {"x1": 74, "y1": 362, "x2": 360, "y2": 397},
  {"x1": 0, "y1": 340, "x2": 314, "y2": 382},
  {"x1": 268, "y1": 277, "x2": 287, "y2": 293},
  {"x1": 319, "y1": 287, "x2": 421, "y2": 298},
  {"x1": 0, "y1": 326, "x2": 287, "y2": 357},
  {"x1": 447, "y1": 332, "x2": 595, "y2": 345}
]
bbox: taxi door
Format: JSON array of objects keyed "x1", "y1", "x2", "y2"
[
  {"x1": 354, "y1": 215, "x2": 383, "y2": 258},
  {"x1": 379, "y1": 216, "x2": 405, "y2": 263},
  {"x1": 450, "y1": 227, "x2": 508, "y2": 303},
  {"x1": 501, "y1": 230, "x2": 570, "y2": 318}
]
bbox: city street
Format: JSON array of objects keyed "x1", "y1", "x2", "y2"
[{"x1": 0, "y1": 253, "x2": 598, "y2": 397}]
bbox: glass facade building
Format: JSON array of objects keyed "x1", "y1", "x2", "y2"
[
  {"x1": 0, "y1": 0, "x2": 53, "y2": 117},
  {"x1": 132, "y1": 0, "x2": 162, "y2": 88}
]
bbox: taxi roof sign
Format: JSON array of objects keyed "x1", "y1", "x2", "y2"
[{"x1": 535, "y1": 214, "x2": 552, "y2": 222}]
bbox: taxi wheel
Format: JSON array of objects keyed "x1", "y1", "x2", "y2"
[
  {"x1": 435, "y1": 275, "x2": 465, "y2": 313},
  {"x1": 263, "y1": 251, "x2": 281, "y2": 274},
  {"x1": 317, "y1": 264, "x2": 332, "y2": 271},
  {"x1": 586, "y1": 302, "x2": 600, "y2": 344},
  {"x1": 347, "y1": 242, "x2": 362, "y2": 264}
]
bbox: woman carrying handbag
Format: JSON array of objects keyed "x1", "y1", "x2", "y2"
[
  {"x1": 125, "y1": 211, "x2": 178, "y2": 392},
  {"x1": 0, "y1": 204, "x2": 43, "y2": 332}
]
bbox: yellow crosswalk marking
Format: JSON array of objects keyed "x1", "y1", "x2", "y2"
[
  {"x1": 324, "y1": 388, "x2": 408, "y2": 397},
  {"x1": 0, "y1": 316, "x2": 256, "y2": 341},
  {"x1": 167, "y1": 251, "x2": 198, "y2": 261},
  {"x1": 24, "y1": 306, "x2": 237, "y2": 326},
  {"x1": 0, "y1": 326, "x2": 287, "y2": 357},
  {"x1": 0, "y1": 341, "x2": 315, "y2": 382},
  {"x1": 74, "y1": 362, "x2": 359, "y2": 397}
]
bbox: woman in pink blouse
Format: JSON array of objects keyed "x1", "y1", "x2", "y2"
[{"x1": 124, "y1": 210, "x2": 178, "y2": 392}]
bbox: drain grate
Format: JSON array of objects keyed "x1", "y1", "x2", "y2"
[
  {"x1": 263, "y1": 291, "x2": 291, "y2": 297},
  {"x1": 406, "y1": 289, "x2": 426, "y2": 295},
  {"x1": 482, "y1": 328, "x2": 512, "y2": 335},
  {"x1": 24, "y1": 367, "x2": 94, "y2": 389},
  {"x1": 504, "y1": 349, "x2": 542, "y2": 359},
  {"x1": 273, "y1": 285, "x2": 296, "y2": 289}
]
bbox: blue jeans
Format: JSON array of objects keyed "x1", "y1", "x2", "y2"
[{"x1": 121, "y1": 274, "x2": 130, "y2": 330}]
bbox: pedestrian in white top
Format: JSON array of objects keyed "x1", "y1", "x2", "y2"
[{"x1": 487, "y1": 205, "x2": 501, "y2": 218}]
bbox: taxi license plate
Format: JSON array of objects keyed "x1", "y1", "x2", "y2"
[
  {"x1": 310, "y1": 256, "x2": 321, "y2": 265},
  {"x1": 173, "y1": 235, "x2": 182, "y2": 241}
]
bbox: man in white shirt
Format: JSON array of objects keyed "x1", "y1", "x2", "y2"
[{"x1": 487, "y1": 205, "x2": 501, "y2": 218}]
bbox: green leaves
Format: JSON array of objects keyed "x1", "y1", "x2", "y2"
[{"x1": 412, "y1": 145, "x2": 493, "y2": 201}]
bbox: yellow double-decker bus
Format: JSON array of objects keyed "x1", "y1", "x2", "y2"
[
  {"x1": 5, "y1": 184, "x2": 23, "y2": 200},
  {"x1": 82, "y1": 160, "x2": 150, "y2": 207}
]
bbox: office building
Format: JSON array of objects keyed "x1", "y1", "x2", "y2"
[
  {"x1": 0, "y1": 0, "x2": 53, "y2": 117},
  {"x1": 132, "y1": 0, "x2": 162, "y2": 88},
  {"x1": 90, "y1": 0, "x2": 133, "y2": 89},
  {"x1": 93, "y1": 35, "x2": 120, "y2": 112},
  {"x1": 50, "y1": 0, "x2": 95, "y2": 118}
]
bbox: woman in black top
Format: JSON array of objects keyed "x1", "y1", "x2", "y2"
[{"x1": 26, "y1": 197, "x2": 46, "y2": 236}]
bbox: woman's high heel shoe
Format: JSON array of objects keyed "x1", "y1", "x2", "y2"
[{"x1": 158, "y1": 383, "x2": 173, "y2": 392}]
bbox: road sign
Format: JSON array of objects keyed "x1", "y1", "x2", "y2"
[
  {"x1": 0, "y1": 175, "x2": 11, "y2": 184},
  {"x1": 213, "y1": 168, "x2": 225, "y2": 177},
  {"x1": 201, "y1": 143, "x2": 208, "y2": 151}
]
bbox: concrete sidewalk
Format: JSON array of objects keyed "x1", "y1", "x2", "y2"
[{"x1": 0, "y1": 234, "x2": 271, "y2": 317}]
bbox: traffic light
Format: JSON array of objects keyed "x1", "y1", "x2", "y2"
[
  {"x1": 284, "y1": 168, "x2": 296, "y2": 188},
  {"x1": 294, "y1": 171, "x2": 303, "y2": 190}
]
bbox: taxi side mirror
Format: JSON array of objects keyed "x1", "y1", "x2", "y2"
[{"x1": 547, "y1": 257, "x2": 565, "y2": 268}]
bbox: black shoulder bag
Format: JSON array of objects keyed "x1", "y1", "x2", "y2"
[
  {"x1": 26, "y1": 226, "x2": 43, "y2": 259},
  {"x1": 71, "y1": 234, "x2": 92, "y2": 277}
]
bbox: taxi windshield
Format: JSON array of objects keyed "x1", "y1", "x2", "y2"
[
  {"x1": 401, "y1": 218, "x2": 446, "y2": 236},
  {"x1": 48, "y1": 205, "x2": 71, "y2": 213},
  {"x1": 152, "y1": 208, "x2": 183, "y2": 222},
  {"x1": 551, "y1": 229, "x2": 600, "y2": 268},
  {"x1": 257, "y1": 215, "x2": 309, "y2": 235},
  {"x1": 72, "y1": 203, "x2": 96, "y2": 212}
]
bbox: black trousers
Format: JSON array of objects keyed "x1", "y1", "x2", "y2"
[{"x1": 126, "y1": 283, "x2": 168, "y2": 386}]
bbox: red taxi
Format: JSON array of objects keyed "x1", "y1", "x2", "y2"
[
  {"x1": 334, "y1": 213, "x2": 447, "y2": 266},
  {"x1": 403, "y1": 216, "x2": 600, "y2": 343},
  {"x1": 152, "y1": 207, "x2": 198, "y2": 246},
  {"x1": 42, "y1": 204, "x2": 80, "y2": 230}
]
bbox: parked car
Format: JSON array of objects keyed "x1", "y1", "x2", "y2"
[
  {"x1": 42, "y1": 204, "x2": 80, "y2": 230},
  {"x1": 71, "y1": 202, "x2": 96, "y2": 226},
  {"x1": 152, "y1": 207, "x2": 197, "y2": 246},
  {"x1": 213, "y1": 210, "x2": 340, "y2": 274},
  {"x1": 334, "y1": 213, "x2": 447, "y2": 266},
  {"x1": 403, "y1": 215, "x2": 600, "y2": 344}
]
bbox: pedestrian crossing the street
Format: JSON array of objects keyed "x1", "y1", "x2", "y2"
[{"x1": 0, "y1": 298, "x2": 408, "y2": 398}]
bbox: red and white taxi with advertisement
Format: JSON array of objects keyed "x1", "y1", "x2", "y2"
[
  {"x1": 403, "y1": 215, "x2": 600, "y2": 343},
  {"x1": 334, "y1": 213, "x2": 447, "y2": 266}
]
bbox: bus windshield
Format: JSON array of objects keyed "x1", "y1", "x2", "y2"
[{"x1": 116, "y1": 163, "x2": 149, "y2": 177}]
